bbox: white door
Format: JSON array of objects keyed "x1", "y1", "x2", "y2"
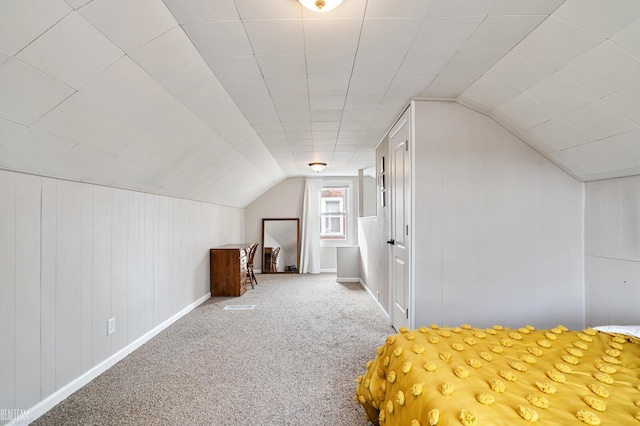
[{"x1": 389, "y1": 110, "x2": 411, "y2": 331}]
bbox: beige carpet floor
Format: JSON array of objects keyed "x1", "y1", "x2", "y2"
[{"x1": 33, "y1": 273, "x2": 393, "y2": 425}]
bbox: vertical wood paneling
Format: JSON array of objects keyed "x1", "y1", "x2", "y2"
[
  {"x1": 156, "y1": 196, "x2": 169, "y2": 322},
  {"x1": 413, "y1": 102, "x2": 583, "y2": 329},
  {"x1": 137, "y1": 193, "x2": 146, "y2": 338},
  {"x1": 80, "y1": 185, "x2": 93, "y2": 372},
  {"x1": 0, "y1": 170, "x2": 16, "y2": 409},
  {"x1": 92, "y1": 186, "x2": 112, "y2": 364},
  {"x1": 111, "y1": 189, "x2": 128, "y2": 353},
  {"x1": 143, "y1": 193, "x2": 154, "y2": 331},
  {"x1": 127, "y1": 191, "x2": 140, "y2": 343},
  {"x1": 14, "y1": 174, "x2": 41, "y2": 408},
  {"x1": 1, "y1": 168, "x2": 245, "y2": 414},
  {"x1": 55, "y1": 180, "x2": 82, "y2": 388},
  {"x1": 585, "y1": 176, "x2": 640, "y2": 326},
  {"x1": 40, "y1": 179, "x2": 57, "y2": 399}
]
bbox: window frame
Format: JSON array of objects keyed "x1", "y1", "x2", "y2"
[{"x1": 320, "y1": 180, "x2": 355, "y2": 247}]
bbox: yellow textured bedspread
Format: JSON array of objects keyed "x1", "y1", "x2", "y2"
[{"x1": 355, "y1": 324, "x2": 640, "y2": 425}]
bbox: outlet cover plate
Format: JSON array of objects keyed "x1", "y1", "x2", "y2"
[{"x1": 107, "y1": 317, "x2": 116, "y2": 335}]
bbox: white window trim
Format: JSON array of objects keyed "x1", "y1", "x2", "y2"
[{"x1": 320, "y1": 179, "x2": 355, "y2": 247}]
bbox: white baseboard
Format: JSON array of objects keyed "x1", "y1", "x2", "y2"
[
  {"x1": 336, "y1": 277, "x2": 360, "y2": 283},
  {"x1": 358, "y1": 279, "x2": 390, "y2": 324},
  {"x1": 320, "y1": 268, "x2": 337, "y2": 273},
  {"x1": 19, "y1": 292, "x2": 211, "y2": 425}
]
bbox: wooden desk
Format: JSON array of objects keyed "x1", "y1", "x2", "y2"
[{"x1": 210, "y1": 244, "x2": 248, "y2": 297}]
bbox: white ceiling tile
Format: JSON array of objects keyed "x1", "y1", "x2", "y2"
[
  {"x1": 17, "y1": 12, "x2": 122, "y2": 89},
  {"x1": 0, "y1": 58, "x2": 74, "y2": 125},
  {"x1": 611, "y1": 18, "x2": 640, "y2": 60},
  {"x1": 243, "y1": 20, "x2": 304, "y2": 55},
  {"x1": 463, "y1": 15, "x2": 546, "y2": 52},
  {"x1": 222, "y1": 79, "x2": 271, "y2": 100},
  {"x1": 526, "y1": 74, "x2": 596, "y2": 117},
  {"x1": 308, "y1": 78, "x2": 349, "y2": 96},
  {"x1": 312, "y1": 121, "x2": 340, "y2": 131},
  {"x1": 459, "y1": 77, "x2": 520, "y2": 112},
  {"x1": 554, "y1": 0, "x2": 640, "y2": 38},
  {"x1": 183, "y1": 21, "x2": 253, "y2": 59},
  {"x1": 279, "y1": 110, "x2": 311, "y2": 122},
  {"x1": 348, "y1": 76, "x2": 393, "y2": 96},
  {"x1": 604, "y1": 82, "x2": 640, "y2": 124},
  {"x1": 33, "y1": 92, "x2": 152, "y2": 154},
  {"x1": 427, "y1": 0, "x2": 495, "y2": 17},
  {"x1": 342, "y1": 109, "x2": 375, "y2": 122},
  {"x1": 440, "y1": 51, "x2": 506, "y2": 76},
  {"x1": 235, "y1": 0, "x2": 300, "y2": 19},
  {"x1": 529, "y1": 118, "x2": 589, "y2": 152},
  {"x1": 560, "y1": 41, "x2": 640, "y2": 98},
  {"x1": 0, "y1": 50, "x2": 9, "y2": 65},
  {"x1": 493, "y1": 94, "x2": 553, "y2": 129},
  {"x1": 365, "y1": 0, "x2": 433, "y2": 19},
  {"x1": 0, "y1": 119, "x2": 26, "y2": 149},
  {"x1": 560, "y1": 100, "x2": 639, "y2": 142},
  {"x1": 310, "y1": 96, "x2": 345, "y2": 110},
  {"x1": 310, "y1": 109, "x2": 343, "y2": 121},
  {"x1": 412, "y1": 17, "x2": 484, "y2": 53},
  {"x1": 306, "y1": 54, "x2": 354, "y2": 77},
  {"x1": 490, "y1": 0, "x2": 564, "y2": 15},
  {"x1": 598, "y1": 129, "x2": 640, "y2": 168},
  {"x1": 386, "y1": 75, "x2": 436, "y2": 101},
  {"x1": 42, "y1": 144, "x2": 115, "y2": 181},
  {"x1": 358, "y1": 19, "x2": 423, "y2": 54},
  {"x1": 256, "y1": 55, "x2": 306, "y2": 79},
  {"x1": 64, "y1": 0, "x2": 91, "y2": 9},
  {"x1": 560, "y1": 140, "x2": 633, "y2": 173},
  {"x1": 81, "y1": 56, "x2": 160, "y2": 112},
  {"x1": 207, "y1": 56, "x2": 263, "y2": 82},
  {"x1": 397, "y1": 51, "x2": 454, "y2": 76},
  {"x1": 0, "y1": 128, "x2": 76, "y2": 173},
  {"x1": 513, "y1": 17, "x2": 605, "y2": 69},
  {"x1": 352, "y1": 53, "x2": 404, "y2": 77},
  {"x1": 483, "y1": 52, "x2": 555, "y2": 92},
  {"x1": 339, "y1": 122, "x2": 368, "y2": 131},
  {"x1": 162, "y1": 0, "x2": 238, "y2": 24},
  {"x1": 272, "y1": 96, "x2": 310, "y2": 111},
  {"x1": 79, "y1": 0, "x2": 177, "y2": 53},
  {"x1": 129, "y1": 27, "x2": 202, "y2": 83},
  {"x1": 266, "y1": 78, "x2": 308, "y2": 97},
  {"x1": 303, "y1": 19, "x2": 362, "y2": 55},
  {"x1": 0, "y1": 0, "x2": 71, "y2": 55},
  {"x1": 345, "y1": 95, "x2": 383, "y2": 110}
]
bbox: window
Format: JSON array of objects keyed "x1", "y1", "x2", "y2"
[{"x1": 320, "y1": 186, "x2": 348, "y2": 241}]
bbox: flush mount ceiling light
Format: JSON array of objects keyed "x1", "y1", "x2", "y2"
[
  {"x1": 298, "y1": 0, "x2": 343, "y2": 13},
  {"x1": 309, "y1": 162, "x2": 327, "y2": 172}
]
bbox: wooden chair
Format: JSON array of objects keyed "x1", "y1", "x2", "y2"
[
  {"x1": 271, "y1": 247, "x2": 281, "y2": 272},
  {"x1": 247, "y1": 242, "x2": 259, "y2": 288}
]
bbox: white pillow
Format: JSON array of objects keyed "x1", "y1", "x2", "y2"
[{"x1": 593, "y1": 325, "x2": 640, "y2": 339}]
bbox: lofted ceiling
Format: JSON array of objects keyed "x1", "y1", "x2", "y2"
[{"x1": 1, "y1": 0, "x2": 639, "y2": 208}]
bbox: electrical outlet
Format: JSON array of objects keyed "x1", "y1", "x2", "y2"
[{"x1": 107, "y1": 317, "x2": 116, "y2": 336}]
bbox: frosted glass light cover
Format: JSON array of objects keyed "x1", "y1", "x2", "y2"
[{"x1": 299, "y1": 0, "x2": 343, "y2": 13}]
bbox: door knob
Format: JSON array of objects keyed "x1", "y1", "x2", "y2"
[{"x1": 387, "y1": 239, "x2": 395, "y2": 245}]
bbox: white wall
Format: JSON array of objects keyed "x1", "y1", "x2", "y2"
[
  {"x1": 585, "y1": 175, "x2": 640, "y2": 326},
  {"x1": 358, "y1": 136, "x2": 390, "y2": 318},
  {"x1": 0, "y1": 169, "x2": 243, "y2": 415},
  {"x1": 244, "y1": 177, "x2": 358, "y2": 273},
  {"x1": 413, "y1": 101, "x2": 584, "y2": 329},
  {"x1": 244, "y1": 178, "x2": 304, "y2": 272}
]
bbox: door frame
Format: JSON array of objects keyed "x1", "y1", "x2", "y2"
[{"x1": 387, "y1": 104, "x2": 413, "y2": 331}]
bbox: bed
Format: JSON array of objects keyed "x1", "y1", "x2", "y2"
[{"x1": 355, "y1": 324, "x2": 640, "y2": 425}]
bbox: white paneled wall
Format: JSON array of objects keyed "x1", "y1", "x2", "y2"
[
  {"x1": 413, "y1": 101, "x2": 584, "y2": 329},
  {"x1": 0, "y1": 169, "x2": 243, "y2": 415},
  {"x1": 586, "y1": 176, "x2": 640, "y2": 326}
]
